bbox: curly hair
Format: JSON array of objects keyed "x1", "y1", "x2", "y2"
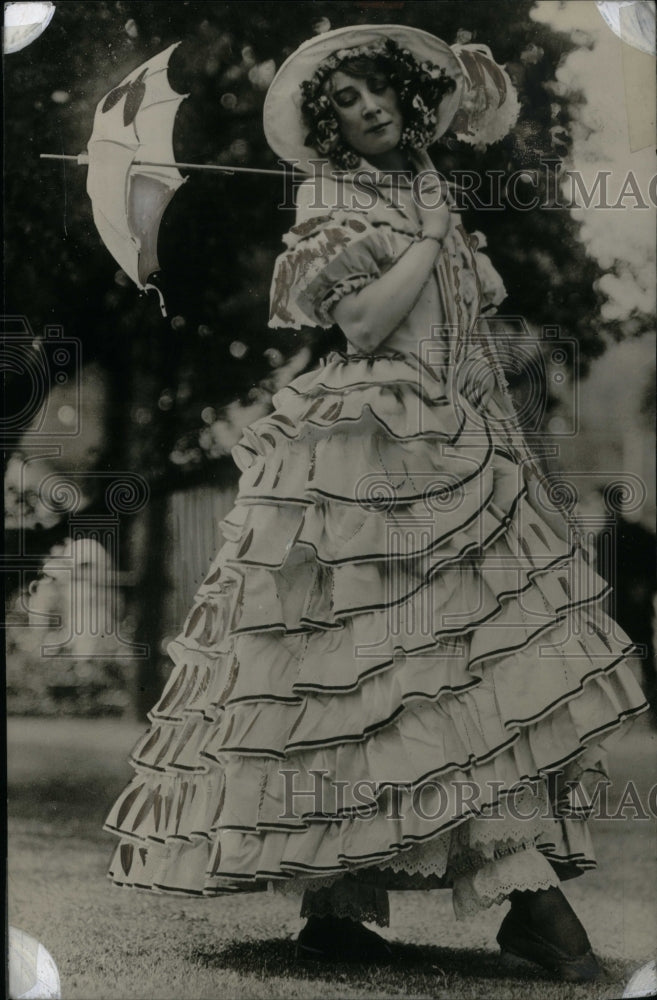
[{"x1": 300, "y1": 38, "x2": 457, "y2": 170}]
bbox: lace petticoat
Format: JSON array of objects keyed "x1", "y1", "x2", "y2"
[{"x1": 270, "y1": 783, "x2": 562, "y2": 924}]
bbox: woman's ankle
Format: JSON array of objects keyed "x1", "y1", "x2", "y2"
[
  {"x1": 508, "y1": 887, "x2": 591, "y2": 956},
  {"x1": 304, "y1": 914, "x2": 360, "y2": 930}
]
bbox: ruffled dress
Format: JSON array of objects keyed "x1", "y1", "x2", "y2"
[{"x1": 105, "y1": 164, "x2": 648, "y2": 924}]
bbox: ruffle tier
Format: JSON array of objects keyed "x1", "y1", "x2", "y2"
[{"x1": 105, "y1": 351, "x2": 648, "y2": 898}]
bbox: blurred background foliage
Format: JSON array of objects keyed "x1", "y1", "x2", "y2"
[{"x1": 4, "y1": 1, "x2": 655, "y2": 716}]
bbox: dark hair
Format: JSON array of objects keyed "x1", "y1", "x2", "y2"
[{"x1": 300, "y1": 38, "x2": 456, "y2": 170}]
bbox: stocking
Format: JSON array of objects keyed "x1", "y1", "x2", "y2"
[
  {"x1": 510, "y1": 886, "x2": 591, "y2": 955},
  {"x1": 300, "y1": 874, "x2": 390, "y2": 927}
]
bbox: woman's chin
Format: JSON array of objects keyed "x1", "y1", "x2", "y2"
[
  {"x1": 352, "y1": 140, "x2": 403, "y2": 164},
  {"x1": 347, "y1": 124, "x2": 403, "y2": 160},
  {"x1": 366, "y1": 134, "x2": 401, "y2": 155}
]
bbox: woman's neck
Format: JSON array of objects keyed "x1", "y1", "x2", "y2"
[{"x1": 364, "y1": 147, "x2": 413, "y2": 174}]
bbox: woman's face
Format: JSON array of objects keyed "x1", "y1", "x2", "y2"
[{"x1": 326, "y1": 68, "x2": 403, "y2": 158}]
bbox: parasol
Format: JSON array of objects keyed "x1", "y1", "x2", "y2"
[
  {"x1": 41, "y1": 44, "x2": 292, "y2": 313},
  {"x1": 41, "y1": 43, "x2": 333, "y2": 314},
  {"x1": 86, "y1": 43, "x2": 189, "y2": 311},
  {"x1": 52, "y1": 44, "x2": 189, "y2": 313}
]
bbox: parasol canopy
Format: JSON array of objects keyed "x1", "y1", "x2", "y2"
[{"x1": 85, "y1": 43, "x2": 188, "y2": 311}]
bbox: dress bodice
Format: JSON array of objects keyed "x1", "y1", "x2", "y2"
[{"x1": 268, "y1": 154, "x2": 507, "y2": 360}]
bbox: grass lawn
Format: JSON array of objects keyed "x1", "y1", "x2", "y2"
[{"x1": 7, "y1": 714, "x2": 657, "y2": 1000}]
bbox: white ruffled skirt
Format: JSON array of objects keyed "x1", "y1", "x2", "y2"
[{"x1": 105, "y1": 349, "x2": 647, "y2": 922}]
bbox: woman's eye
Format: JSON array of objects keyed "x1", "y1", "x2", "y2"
[
  {"x1": 334, "y1": 90, "x2": 357, "y2": 108},
  {"x1": 368, "y1": 76, "x2": 389, "y2": 93}
]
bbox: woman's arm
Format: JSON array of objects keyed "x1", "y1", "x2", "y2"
[
  {"x1": 331, "y1": 187, "x2": 451, "y2": 353},
  {"x1": 331, "y1": 236, "x2": 444, "y2": 353}
]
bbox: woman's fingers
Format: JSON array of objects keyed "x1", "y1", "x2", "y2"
[
  {"x1": 415, "y1": 171, "x2": 450, "y2": 204},
  {"x1": 417, "y1": 198, "x2": 451, "y2": 240}
]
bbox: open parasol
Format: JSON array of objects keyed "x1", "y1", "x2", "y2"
[
  {"x1": 41, "y1": 43, "x2": 291, "y2": 314},
  {"x1": 84, "y1": 43, "x2": 186, "y2": 312}
]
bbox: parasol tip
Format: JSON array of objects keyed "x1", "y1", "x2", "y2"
[{"x1": 145, "y1": 282, "x2": 167, "y2": 317}]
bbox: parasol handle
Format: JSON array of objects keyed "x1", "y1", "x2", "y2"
[
  {"x1": 39, "y1": 153, "x2": 464, "y2": 194},
  {"x1": 136, "y1": 159, "x2": 287, "y2": 177},
  {"x1": 39, "y1": 153, "x2": 271, "y2": 175},
  {"x1": 41, "y1": 153, "x2": 90, "y2": 165}
]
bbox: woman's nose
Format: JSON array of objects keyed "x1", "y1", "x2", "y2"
[{"x1": 360, "y1": 92, "x2": 381, "y2": 116}]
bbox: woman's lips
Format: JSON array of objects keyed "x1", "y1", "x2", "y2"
[{"x1": 366, "y1": 121, "x2": 392, "y2": 134}]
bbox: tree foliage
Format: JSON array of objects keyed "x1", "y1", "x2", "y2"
[{"x1": 4, "y1": 1, "x2": 625, "y2": 482}]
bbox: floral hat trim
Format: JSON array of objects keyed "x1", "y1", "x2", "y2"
[{"x1": 299, "y1": 38, "x2": 457, "y2": 169}]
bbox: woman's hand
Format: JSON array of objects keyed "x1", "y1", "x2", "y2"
[{"x1": 416, "y1": 175, "x2": 451, "y2": 242}]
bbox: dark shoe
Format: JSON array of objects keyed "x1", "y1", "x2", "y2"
[
  {"x1": 497, "y1": 911, "x2": 608, "y2": 983},
  {"x1": 296, "y1": 915, "x2": 394, "y2": 963}
]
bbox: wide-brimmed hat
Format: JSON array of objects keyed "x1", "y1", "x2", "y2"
[{"x1": 264, "y1": 24, "x2": 465, "y2": 173}]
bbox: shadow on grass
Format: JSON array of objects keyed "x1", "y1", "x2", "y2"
[
  {"x1": 188, "y1": 937, "x2": 630, "y2": 993},
  {"x1": 9, "y1": 776, "x2": 132, "y2": 840}
]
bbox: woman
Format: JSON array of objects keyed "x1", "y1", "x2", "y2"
[{"x1": 105, "y1": 25, "x2": 648, "y2": 982}]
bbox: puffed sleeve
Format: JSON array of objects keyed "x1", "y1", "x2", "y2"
[{"x1": 268, "y1": 183, "x2": 405, "y2": 330}]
